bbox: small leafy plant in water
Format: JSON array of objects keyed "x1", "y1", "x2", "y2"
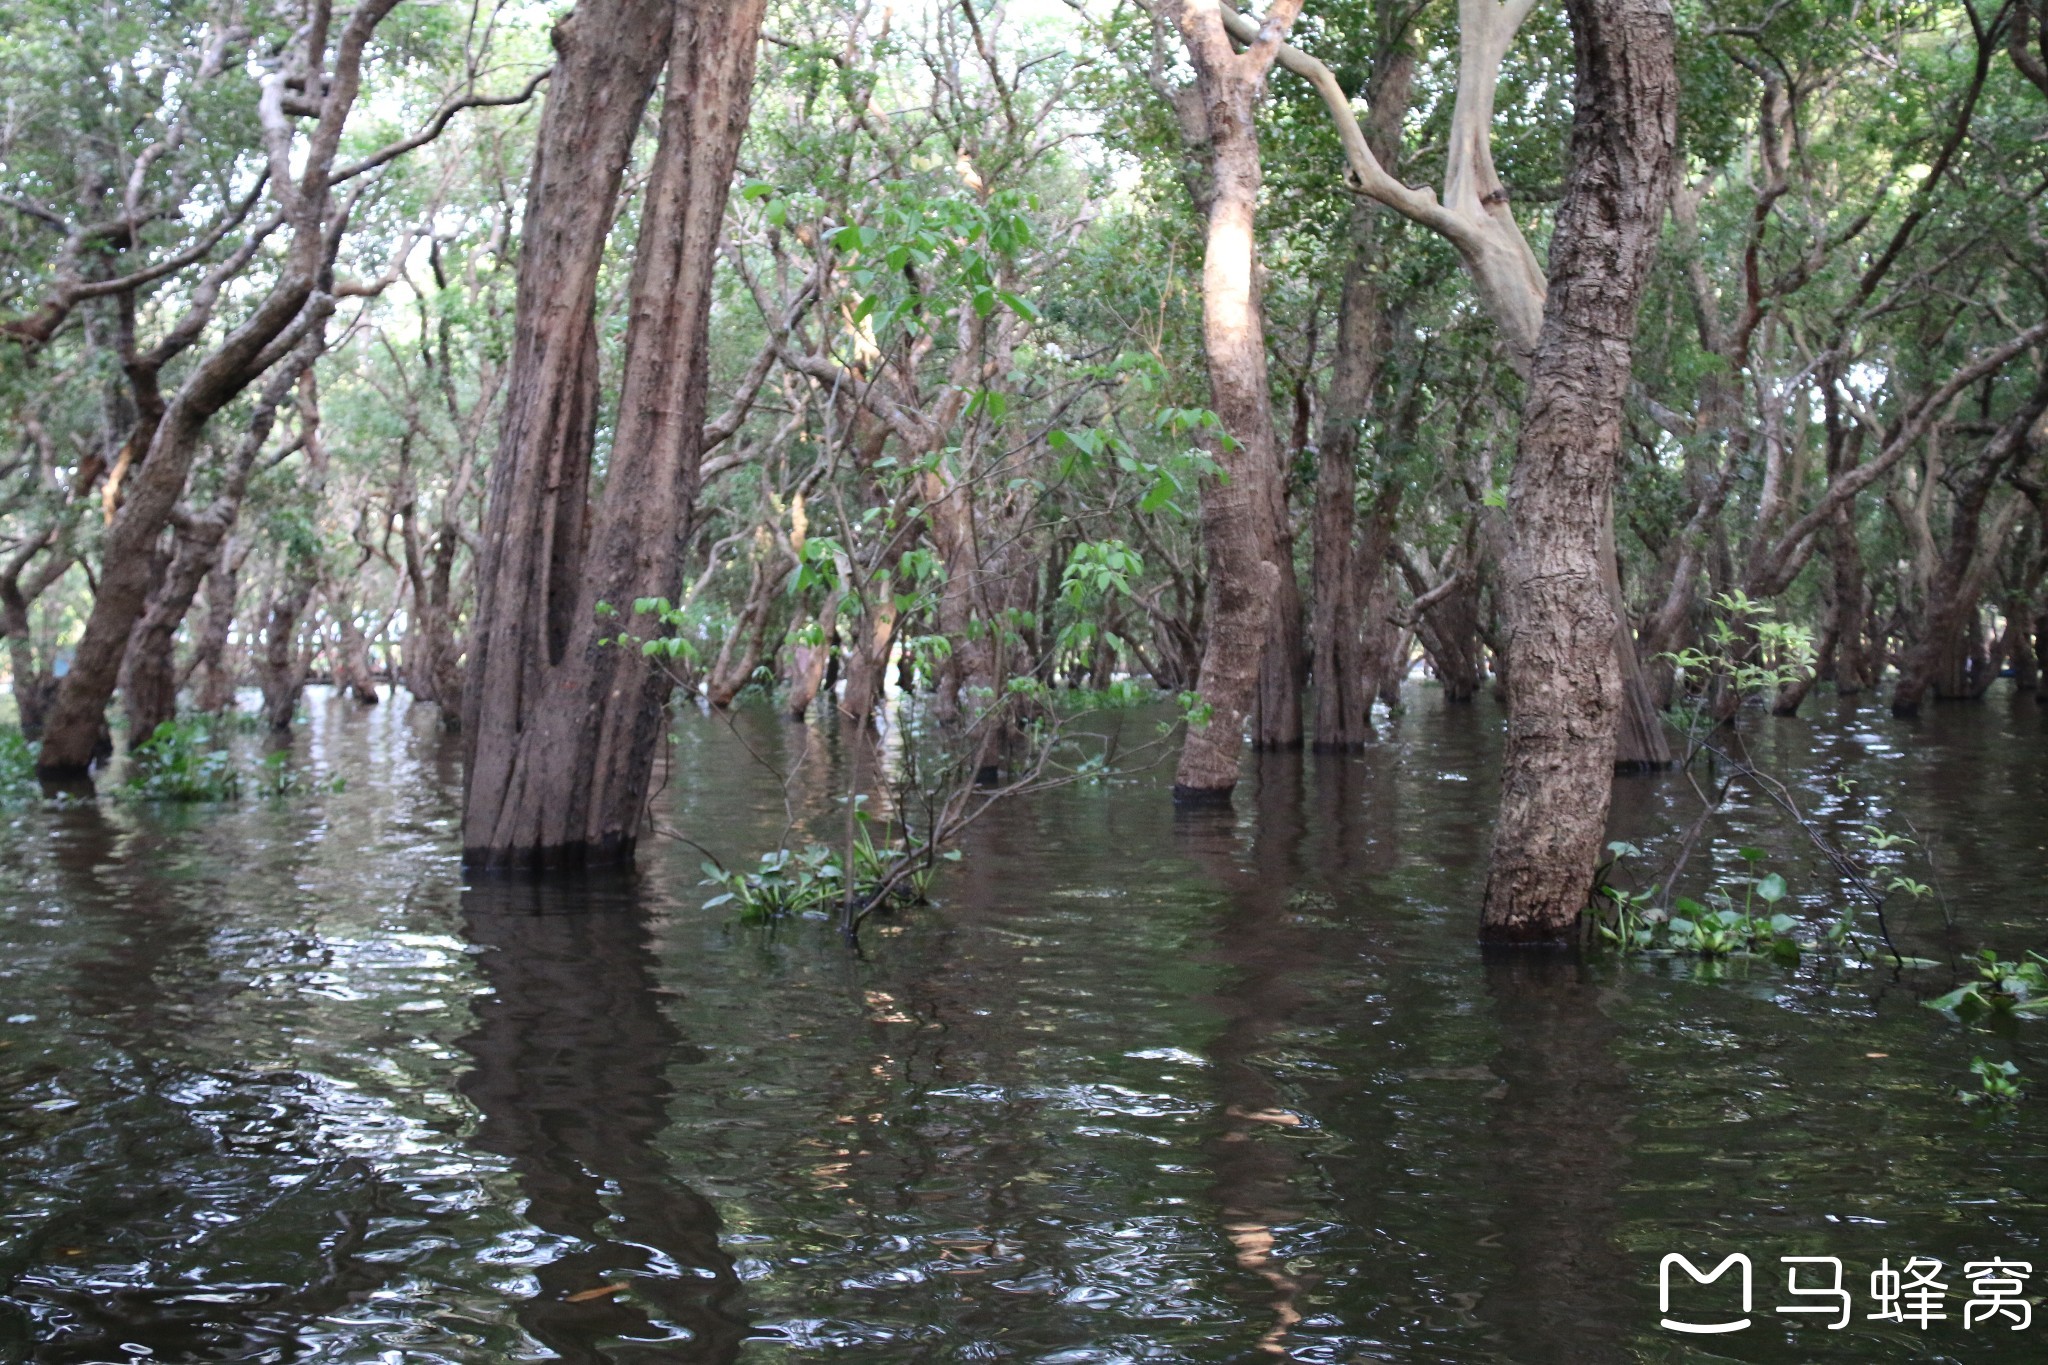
[
  {"x1": 1925, "y1": 950, "x2": 2048, "y2": 1020},
  {"x1": 1593, "y1": 843, "x2": 1811, "y2": 963},
  {"x1": 0, "y1": 727, "x2": 39, "y2": 803},
  {"x1": 1960, "y1": 1056, "x2": 2025, "y2": 1106},
  {"x1": 119, "y1": 717, "x2": 338, "y2": 802},
  {"x1": 701, "y1": 807, "x2": 960, "y2": 924},
  {"x1": 123, "y1": 718, "x2": 240, "y2": 802}
]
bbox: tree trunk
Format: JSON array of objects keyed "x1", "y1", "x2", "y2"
[
  {"x1": 1481, "y1": 0, "x2": 1676, "y2": 941},
  {"x1": 0, "y1": 543, "x2": 70, "y2": 738},
  {"x1": 258, "y1": 577, "x2": 317, "y2": 732},
  {"x1": 706, "y1": 545, "x2": 785, "y2": 707},
  {"x1": 783, "y1": 591, "x2": 842, "y2": 720},
  {"x1": 1308, "y1": 210, "x2": 1381, "y2": 750},
  {"x1": 331, "y1": 596, "x2": 381, "y2": 705},
  {"x1": 1892, "y1": 391, "x2": 2047, "y2": 716},
  {"x1": 187, "y1": 539, "x2": 249, "y2": 714},
  {"x1": 460, "y1": 0, "x2": 766, "y2": 869},
  {"x1": 121, "y1": 530, "x2": 222, "y2": 741},
  {"x1": 1252, "y1": 544, "x2": 1303, "y2": 747},
  {"x1": 1170, "y1": 0, "x2": 1303, "y2": 800}
]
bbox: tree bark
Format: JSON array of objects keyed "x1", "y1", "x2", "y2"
[
  {"x1": 1170, "y1": 0, "x2": 1303, "y2": 800},
  {"x1": 1892, "y1": 389, "x2": 2047, "y2": 716},
  {"x1": 783, "y1": 590, "x2": 842, "y2": 720},
  {"x1": 1480, "y1": 0, "x2": 1676, "y2": 941},
  {"x1": 35, "y1": 0, "x2": 397, "y2": 775},
  {"x1": 187, "y1": 538, "x2": 249, "y2": 714},
  {"x1": 461, "y1": 0, "x2": 767, "y2": 869},
  {"x1": 1308, "y1": 209, "x2": 1382, "y2": 750},
  {"x1": 257, "y1": 576, "x2": 317, "y2": 732}
]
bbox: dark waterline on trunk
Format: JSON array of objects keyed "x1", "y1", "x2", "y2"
[{"x1": 1, "y1": 684, "x2": 2044, "y2": 1361}]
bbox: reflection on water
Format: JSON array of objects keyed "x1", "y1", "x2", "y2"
[
  {"x1": 459, "y1": 879, "x2": 746, "y2": 1360},
  {"x1": 0, "y1": 686, "x2": 2043, "y2": 1361}
]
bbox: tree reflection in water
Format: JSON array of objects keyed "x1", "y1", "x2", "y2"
[
  {"x1": 1477, "y1": 948, "x2": 1634, "y2": 1363},
  {"x1": 458, "y1": 877, "x2": 749, "y2": 1363}
]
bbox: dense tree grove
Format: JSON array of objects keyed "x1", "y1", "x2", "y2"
[{"x1": 3, "y1": 0, "x2": 2045, "y2": 934}]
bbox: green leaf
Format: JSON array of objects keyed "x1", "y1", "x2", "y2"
[{"x1": 1755, "y1": 873, "x2": 1787, "y2": 903}]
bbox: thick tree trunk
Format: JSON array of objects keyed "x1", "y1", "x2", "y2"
[
  {"x1": 1252, "y1": 548, "x2": 1303, "y2": 747},
  {"x1": 400, "y1": 522, "x2": 465, "y2": 721},
  {"x1": 1355, "y1": 485, "x2": 1405, "y2": 708},
  {"x1": 461, "y1": 0, "x2": 766, "y2": 868},
  {"x1": 187, "y1": 539, "x2": 249, "y2": 714},
  {"x1": 121, "y1": 530, "x2": 222, "y2": 742},
  {"x1": 258, "y1": 577, "x2": 317, "y2": 732},
  {"x1": 1892, "y1": 393, "x2": 2047, "y2": 716},
  {"x1": 1170, "y1": 0, "x2": 1302, "y2": 800},
  {"x1": 838, "y1": 593, "x2": 897, "y2": 729},
  {"x1": 331, "y1": 597, "x2": 381, "y2": 705},
  {"x1": 1480, "y1": 0, "x2": 1676, "y2": 941},
  {"x1": 1308, "y1": 209, "x2": 1382, "y2": 751}
]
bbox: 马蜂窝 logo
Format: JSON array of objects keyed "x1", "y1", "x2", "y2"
[{"x1": 1660, "y1": 1253, "x2": 1753, "y2": 1334}]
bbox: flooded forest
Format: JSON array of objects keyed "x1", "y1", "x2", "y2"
[{"x1": 2, "y1": 0, "x2": 2047, "y2": 1360}]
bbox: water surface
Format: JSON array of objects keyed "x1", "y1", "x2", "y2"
[{"x1": 2, "y1": 686, "x2": 2043, "y2": 1362}]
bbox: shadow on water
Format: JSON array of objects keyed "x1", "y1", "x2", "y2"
[{"x1": 457, "y1": 875, "x2": 749, "y2": 1363}]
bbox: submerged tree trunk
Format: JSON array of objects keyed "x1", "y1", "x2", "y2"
[
  {"x1": 1170, "y1": 0, "x2": 1302, "y2": 800},
  {"x1": 1309, "y1": 211, "x2": 1381, "y2": 750},
  {"x1": 122, "y1": 534, "x2": 211, "y2": 742},
  {"x1": 461, "y1": 0, "x2": 766, "y2": 869},
  {"x1": 783, "y1": 590, "x2": 842, "y2": 720},
  {"x1": 0, "y1": 538, "x2": 72, "y2": 738},
  {"x1": 257, "y1": 577, "x2": 317, "y2": 732},
  {"x1": 187, "y1": 540, "x2": 249, "y2": 715},
  {"x1": 1892, "y1": 391, "x2": 2047, "y2": 716},
  {"x1": 1481, "y1": 0, "x2": 1676, "y2": 941}
]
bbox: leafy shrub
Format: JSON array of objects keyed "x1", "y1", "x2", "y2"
[{"x1": 122, "y1": 718, "x2": 240, "y2": 801}]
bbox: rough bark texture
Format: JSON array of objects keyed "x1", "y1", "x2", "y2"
[
  {"x1": 1480, "y1": 0, "x2": 1676, "y2": 941},
  {"x1": 1171, "y1": 0, "x2": 1302, "y2": 800},
  {"x1": 1309, "y1": 210, "x2": 1382, "y2": 749},
  {"x1": 257, "y1": 576, "x2": 317, "y2": 732},
  {"x1": 35, "y1": 0, "x2": 394, "y2": 775},
  {"x1": 461, "y1": 0, "x2": 766, "y2": 869},
  {"x1": 187, "y1": 539, "x2": 249, "y2": 714},
  {"x1": 1891, "y1": 388, "x2": 2047, "y2": 716}
]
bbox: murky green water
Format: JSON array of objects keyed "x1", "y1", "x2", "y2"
[{"x1": 2, "y1": 687, "x2": 2044, "y2": 1362}]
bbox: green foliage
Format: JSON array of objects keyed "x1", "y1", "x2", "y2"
[
  {"x1": 118, "y1": 718, "x2": 336, "y2": 802},
  {"x1": 1960, "y1": 1057, "x2": 2024, "y2": 1107},
  {"x1": 0, "y1": 728, "x2": 39, "y2": 804},
  {"x1": 701, "y1": 809, "x2": 960, "y2": 923},
  {"x1": 121, "y1": 719, "x2": 240, "y2": 803},
  {"x1": 1592, "y1": 842, "x2": 1810, "y2": 962},
  {"x1": 1925, "y1": 951, "x2": 2048, "y2": 1020}
]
